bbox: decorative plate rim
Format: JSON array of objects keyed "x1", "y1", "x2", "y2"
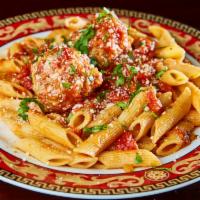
[
  {"x1": 0, "y1": 174, "x2": 199, "y2": 199},
  {"x1": 0, "y1": 7, "x2": 200, "y2": 199}
]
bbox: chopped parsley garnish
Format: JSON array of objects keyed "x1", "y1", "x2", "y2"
[
  {"x1": 127, "y1": 65, "x2": 138, "y2": 82},
  {"x1": 129, "y1": 84, "x2": 142, "y2": 103},
  {"x1": 18, "y1": 98, "x2": 44, "y2": 121},
  {"x1": 129, "y1": 66, "x2": 138, "y2": 75},
  {"x1": 74, "y1": 25, "x2": 95, "y2": 54},
  {"x1": 83, "y1": 124, "x2": 107, "y2": 134},
  {"x1": 49, "y1": 44, "x2": 54, "y2": 49},
  {"x1": 97, "y1": 90, "x2": 109, "y2": 102},
  {"x1": 69, "y1": 64, "x2": 76, "y2": 75},
  {"x1": 113, "y1": 64, "x2": 125, "y2": 86},
  {"x1": 135, "y1": 152, "x2": 143, "y2": 164},
  {"x1": 140, "y1": 40, "x2": 146, "y2": 46},
  {"x1": 66, "y1": 113, "x2": 73, "y2": 123},
  {"x1": 90, "y1": 57, "x2": 98, "y2": 66},
  {"x1": 61, "y1": 35, "x2": 68, "y2": 44},
  {"x1": 151, "y1": 112, "x2": 159, "y2": 118},
  {"x1": 62, "y1": 82, "x2": 71, "y2": 89},
  {"x1": 96, "y1": 7, "x2": 110, "y2": 22},
  {"x1": 32, "y1": 48, "x2": 38, "y2": 54},
  {"x1": 156, "y1": 67, "x2": 168, "y2": 79},
  {"x1": 116, "y1": 76, "x2": 125, "y2": 86},
  {"x1": 116, "y1": 102, "x2": 128, "y2": 110}
]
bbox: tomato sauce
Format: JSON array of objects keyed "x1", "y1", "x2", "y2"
[{"x1": 109, "y1": 131, "x2": 138, "y2": 151}]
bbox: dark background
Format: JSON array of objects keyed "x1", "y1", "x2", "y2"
[{"x1": 0, "y1": 0, "x2": 200, "y2": 199}]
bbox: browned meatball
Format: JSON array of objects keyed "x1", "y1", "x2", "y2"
[
  {"x1": 31, "y1": 45, "x2": 103, "y2": 112},
  {"x1": 88, "y1": 10, "x2": 131, "y2": 67}
]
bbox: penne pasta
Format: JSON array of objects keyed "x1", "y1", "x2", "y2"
[
  {"x1": 128, "y1": 27, "x2": 147, "y2": 39},
  {"x1": 151, "y1": 87, "x2": 191, "y2": 143},
  {"x1": 87, "y1": 104, "x2": 122, "y2": 128},
  {"x1": 98, "y1": 149, "x2": 161, "y2": 169},
  {"x1": 65, "y1": 16, "x2": 88, "y2": 30},
  {"x1": 0, "y1": 97, "x2": 20, "y2": 111},
  {"x1": 179, "y1": 82, "x2": 200, "y2": 113},
  {"x1": 15, "y1": 138, "x2": 72, "y2": 166},
  {"x1": 138, "y1": 136, "x2": 156, "y2": 151},
  {"x1": 149, "y1": 25, "x2": 175, "y2": 48},
  {"x1": 0, "y1": 80, "x2": 32, "y2": 98},
  {"x1": 69, "y1": 153, "x2": 98, "y2": 168},
  {"x1": 160, "y1": 69, "x2": 188, "y2": 86},
  {"x1": 118, "y1": 91, "x2": 147, "y2": 128},
  {"x1": 47, "y1": 29, "x2": 72, "y2": 44},
  {"x1": 164, "y1": 58, "x2": 200, "y2": 80},
  {"x1": 0, "y1": 58, "x2": 20, "y2": 73},
  {"x1": 156, "y1": 120, "x2": 194, "y2": 156},
  {"x1": 129, "y1": 111, "x2": 155, "y2": 141},
  {"x1": 193, "y1": 77, "x2": 200, "y2": 88},
  {"x1": 158, "y1": 92, "x2": 173, "y2": 108},
  {"x1": 185, "y1": 109, "x2": 200, "y2": 126},
  {"x1": 149, "y1": 25, "x2": 185, "y2": 61},
  {"x1": 155, "y1": 44, "x2": 185, "y2": 61},
  {"x1": 28, "y1": 112, "x2": 82, "y2": 149},
  {"x1": 68, "y1": 109, "x2": 92, "y2": 130},
  {"x1": 74, "y1": 119, "x2": 124, "y2": 157}
]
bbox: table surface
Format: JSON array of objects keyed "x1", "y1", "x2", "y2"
[{"x1": 0, "y1": 0, "x2": 200, "y2": 199}]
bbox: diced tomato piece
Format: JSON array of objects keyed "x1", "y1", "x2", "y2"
[
  {"x1": 16, "y1": 65, "x2": 32, "y2": 90},
  {"x1": 147, "y1": 89, "x2": 163, "y2": 113},
  {"x1": 157, "y1": 81, "x2": 173, "y2": 93},
  {"x1": 109, "y1": 131, "x2": 138, "y2": 151}
]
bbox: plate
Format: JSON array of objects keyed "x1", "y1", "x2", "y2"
[{"x1": 0, "y1": 7, "x2": 200, "y2": 199}]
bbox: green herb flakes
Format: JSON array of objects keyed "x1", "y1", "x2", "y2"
[
  {"x1": 18, "y1": 98, "x2": 44, "y2": 121},
  {"x1": 74, "y1": 25, "x2": 95, "y2": 54},
  {"x1": 83, "y1": 124, "x2": 107, "y2": 134},
  {"x1": 116, "y1": 102, "x2": 128, "y2": 110},
  {"x1": 62, "y1": 82, "x2": 71, "y2": 89},
  {"x1": 135, "y1": 152, "x2": 143, "y2": 164},
  {"x1": 156, "y1": 67, "x2": 168, "y2": 79}
]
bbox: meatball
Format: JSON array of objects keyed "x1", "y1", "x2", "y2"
[
  {"x1": 31, "y1": 45, "x2": 103, "y2": 112},
  {"x1": 88, "y1": 10, "x2": 131, "y2": 67}
]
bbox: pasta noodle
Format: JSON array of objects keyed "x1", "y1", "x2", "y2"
[
  {"x1": 138, "y1": 136, "x2": 156, "y2": 151},
  {"x1": 0, "y1": 58, "x2": 19, "y2": 73},
  {"x1": 15, "y1": 138, "x2": 72, "y2": 166},
  {"x1": 158, "y1": 92, "x2": 173, "y2": 107},
  {"x1": 87, "y1": 104, "x2": 122, "y2": 128},
  {"x1": 65, "y1": 16, "x2": 88, "y2": 30},
  {"x1": 118, "y1": 91, "x2": 147, "y2": 127},
  {"x1": 160, "y1": 69, "x2": 188, "y2": 86},
  {"x1": 179, "y1": 82, "x2": 200, "y2": 113},
  {"x1": 164, "y1": 58, "x2": 200, "y2": 80},
  {"x1": 28, "y1": 112, "x2": 82, "y2": 149},
  {"x1": 151, "y1": 87, "x2": 191, "y2": 143},
  {"x1": 98, "y1": 149, "x2": 161, "y2": 169},
  {"x1": 74, "y1": 119, "x2": 124, "y2": 157},
  {"x1": 0, "y1": 80, "x2": 32, "y2": 98},
  {"x1": 185, "y1": 109, "x2": 200, "y2": 126},
  {"x1": 68, "y1": 109, "x2": 92, "y2": 130},
  {"x1": 129, "y1": 111, "x2": 155, "y2": 141},
  {"x1": 149, "y1": 25, "x2": 185, "y2": 61},
  {"x1": 69, "y1": 153, "x2": 98, "y2": 168},
  {"x1": 156, "y1": 120, "x2": 194, "y2": 156}
]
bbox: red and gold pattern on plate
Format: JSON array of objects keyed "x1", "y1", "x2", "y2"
[{"x1": 0, "y1": 7, "x2": 200, "y2": 197}]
